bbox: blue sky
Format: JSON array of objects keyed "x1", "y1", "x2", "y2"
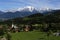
[{"x1": 0, "y1": 0, "x2": 60, "y2": 10}]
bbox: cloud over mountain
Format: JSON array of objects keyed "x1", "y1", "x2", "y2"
[{"x1": 0, "y1": 0, "x2": 60, "y2": 11}]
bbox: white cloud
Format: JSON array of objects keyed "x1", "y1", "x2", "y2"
[{"x1": 0, "y1": 0, "x2": 60, "y2": 10}]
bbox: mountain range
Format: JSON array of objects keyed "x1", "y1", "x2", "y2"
[{"x1": 0, "y1": 6, "x2": 59, "y2": 21}]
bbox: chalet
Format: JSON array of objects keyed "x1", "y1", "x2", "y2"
[
  {"x1": 11, "y1": 23, "x2": 19, "y2": 32},
  {"x1": 23, "y1": 25, "x2": 33, "y2": 32}
]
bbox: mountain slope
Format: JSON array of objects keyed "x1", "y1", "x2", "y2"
[
  {"x1": 0, "y1": 6, "x2": 39, "y2": 20},
  {"x1": 0, "y1": 11, "x2": 4, "y2": 14}
]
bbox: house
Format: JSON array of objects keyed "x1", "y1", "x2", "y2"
[
  {"x1": 24, "y1": 25, "x2": 32, "y2": 32},
  {"x1": 11, "y1": 23, "x2": 19, "y2": 32}
]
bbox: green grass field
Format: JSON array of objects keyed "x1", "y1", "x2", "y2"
[{"x1": 10, "y1": 31, "x2": 60, "y2": 40}]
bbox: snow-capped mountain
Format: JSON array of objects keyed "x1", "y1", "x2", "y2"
[
  {"x1": 2, "y1": 6, "x2": 52, "y2": 13},
  {"x1": 39, "y1": 8, "x2": 52, "y2": 13},
  {"x1": 0, "y1": 6, "x2": 53, "y2": 21},
  {"x1": 18, "y1": 6, "x2": 35, "y2": 12},
  {"x1": 0, "y1": 6, "x2": 39, "y2": 20},
  {"x1": 6, "y1": 6, "x2": 38, "y2": 12}
]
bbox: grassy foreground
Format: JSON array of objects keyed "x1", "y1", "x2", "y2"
[{"x1": 10, "y1": 31, "x2": 60, "y2": 40}]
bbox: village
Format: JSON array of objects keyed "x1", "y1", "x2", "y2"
[{"x1": 0, "y1": 23, "x2": 60, "y2": 40}]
